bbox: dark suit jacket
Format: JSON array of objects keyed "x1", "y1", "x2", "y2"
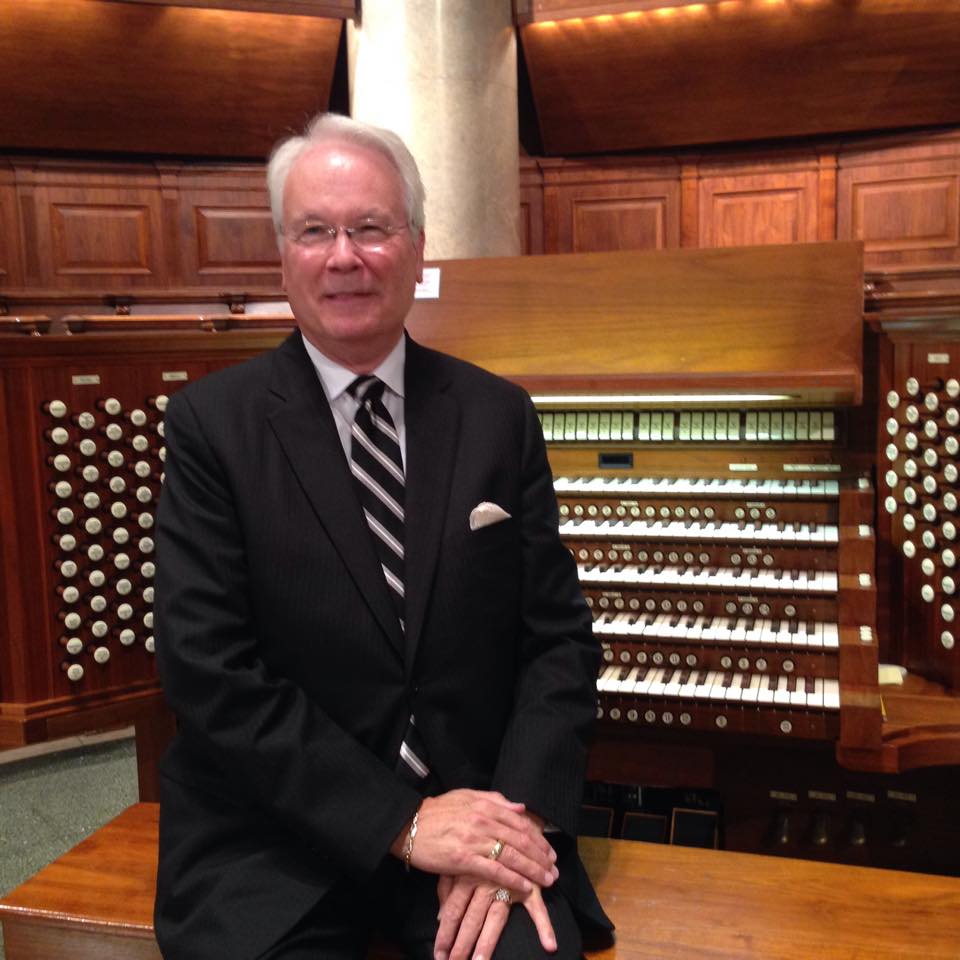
[{"x1": 154, "y1": 332, "x2": 610, "y2": 958}]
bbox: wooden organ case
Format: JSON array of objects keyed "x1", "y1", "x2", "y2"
[{"x1": 2, "y1": 243, "x2": 959, "y2": 871}]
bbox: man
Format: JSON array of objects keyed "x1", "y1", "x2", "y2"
[{"x1": 154, "y1": 112, "x2": 611, "y2": 960}]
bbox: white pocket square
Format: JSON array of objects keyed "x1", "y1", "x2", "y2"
[{"x1": 469, "y1": 501, "x2": 512, "y2": 531}]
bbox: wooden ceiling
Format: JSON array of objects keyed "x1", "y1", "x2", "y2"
[
  {"x1": 519, "y1": 0, "x2": 960, "y2": 155},
  {"x1": 1, "y1": 0, "x2": 343, "y2": 158}
]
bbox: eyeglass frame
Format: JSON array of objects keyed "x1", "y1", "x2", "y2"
[{"x1": 279, "y1": 218, "x2": 412, "y2": 250}]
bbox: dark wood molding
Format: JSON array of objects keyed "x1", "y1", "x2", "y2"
[{"x1": 102, "y1": 0, "x2": 355, "y2": 17}]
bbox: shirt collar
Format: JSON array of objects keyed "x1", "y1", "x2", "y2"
[{"x1": 301, "y1": 333, "x2": 406, "y2": 402}]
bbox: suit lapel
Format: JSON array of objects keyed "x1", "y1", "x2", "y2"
[
  {"x1": 403, "y1": 337, "x2": 459, "y2": 674},
  {"x1": 265, "y1": 334, "x2": 405, "y2": 659}
]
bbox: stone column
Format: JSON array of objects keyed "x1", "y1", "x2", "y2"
[{"x1": 347, "y1": 0, "x2": 519, "y2": 260}]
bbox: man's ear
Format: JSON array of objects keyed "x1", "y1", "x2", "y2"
[{"x1": 415, "y1": 229, "x2": 426, "y2": 283}]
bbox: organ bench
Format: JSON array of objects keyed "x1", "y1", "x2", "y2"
[{"x1": 1, "y1": 803, "x2": 959, "y2": 960}]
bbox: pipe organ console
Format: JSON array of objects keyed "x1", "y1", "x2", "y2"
[
  {"x1": 407, "y1": 240, "x2": 883, "y2": 757},
  {"x1": 2, "y1": 242, "x2": 959, "y2": 871},
  {"x1": 404, "y1": 242, "x2": 960, "y2": 870}
]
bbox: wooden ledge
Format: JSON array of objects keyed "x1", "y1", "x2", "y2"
[{"x1": 3, "y1": 803, "x2": 960, "y2": 959}]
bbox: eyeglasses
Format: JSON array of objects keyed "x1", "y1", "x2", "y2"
[{"x1": 281, "y1": 219, "x2": 409, "y2": 250}]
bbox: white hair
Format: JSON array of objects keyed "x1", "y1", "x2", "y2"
[{"x1": 266, "y1": 112, "x2": 426, "y2": 243}]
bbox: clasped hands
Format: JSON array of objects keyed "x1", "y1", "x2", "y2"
[{"x1": 391, "y1": 788, "x2": 559, "y2": 960}]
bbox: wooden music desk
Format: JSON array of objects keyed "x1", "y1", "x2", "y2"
[{"x1": 1, "y1": 802, "x2": 958, "y2": 959}]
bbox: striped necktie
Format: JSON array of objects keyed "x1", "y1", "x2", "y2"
[{"x1": 347, "y1": 375, "x2": 431, "y2": 788}]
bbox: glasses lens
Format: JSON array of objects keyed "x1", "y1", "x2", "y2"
[
  {"x1": 292, "y1": 221, "x2": 331, "y2": 246},
  {"x1": 350, "y1": 223, "x2": 391, "y2": 248}
]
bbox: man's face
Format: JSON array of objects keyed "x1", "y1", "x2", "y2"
[{"x1": 280, "y1": 139, "x2": 425, "y2": 370}]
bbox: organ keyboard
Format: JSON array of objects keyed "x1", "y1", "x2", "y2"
[{"x1": 550, "y1": 460, "x2": 879, "y2": 751}]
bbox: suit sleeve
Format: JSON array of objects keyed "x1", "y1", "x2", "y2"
[
  {"x1": 490, "y1": 393, "x2": 600, "y2": 837},
  {"x1": 155, "y1": 390, "x2": 421, "y2": 878}
]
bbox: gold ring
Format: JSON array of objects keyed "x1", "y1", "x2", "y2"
[
  {"x1": 488, "y1": 839, "x2": 504, "y2": 861},
  {"x1": 494, "y1": 887, "x2": 512, "y2": 904}
]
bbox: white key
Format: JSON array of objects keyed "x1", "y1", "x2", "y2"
[
  {"x1": 608, "y1": 666, "x2": 628, "y2": 693},
  {"x1": 695, "y1": 671, "x2": 718, "y2": 699},
  {"x1": 597, "y1": 665, "x2": 620, "y2": 693},
  {"x1": 709, "y1": 674, "x2": 729, "y2": 701},
  {"x1": 620, "y1": 667, "x2": 641, "y2": 694},
  {"x1": 634, "y1": 667, "x2": 655, "y2": 695},
  {"x1": 824, "y1": 679, "x2": 840, "y2": 710},
  {"x1": 741, "y1": 674, "x2": 762, "y2": 703},
  {"x1": 647, "y1": 668, "x2": 668, "y2": 697},
  {"x1": 712, "y1": 617, "x2": 733, "y2": 641},
  {"x1": 663, "y1": 669, "x2": 683, "y2": 697},
  {"x1": 725, "y1": 673, "x2": 745, "y2": 702}
]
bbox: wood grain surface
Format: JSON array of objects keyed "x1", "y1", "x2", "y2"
[
  {"x1": 407, "y1": 241, "x2": 864, "y2": 404},
  {"x1": 0, "y1": 0, "x2": 341, "y2": 157},
  {"x1": 521, "y1": 0, "x2": 960, "y2": 154},
  {"x1": 3, "y1": 803, "x2": 960, "y2": 959}
]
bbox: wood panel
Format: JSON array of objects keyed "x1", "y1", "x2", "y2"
[
  {"x1": 838, "y1": 131, "x2": 960, "y2": 270},
  {"x1": 519, "y1": 157, "x2": 545, "y2": 255},
  {"x1": 24, "y1": 169, "x2": 169, "y2": 291},
  {"x1": 3, "y1": 129, "x2": 959, "y2": 303},
  {"x1": 697, "y1": 157, "x2": 822, "y2": 249},
  {"x1": 0, "y1": 165, "x2": 23, "y2": 288},
  {"x1": 175, "y1": 168, "x2": 281, "y2": 286},
  {"x1": 520, "y1": 0, "x2": 960, "y2": 155},
  {"x1": 0, "y1": 0, "x2": 340, "y2": 158},
  {"x1": 1, "y1": 159, "x2": 286, "y2": 301},
  {"x1": 540, "y1": 158, "x2": 681, "y2": 254},
  {"x1": 407, "y1": 241, "x2": 863, "y2": 404}
]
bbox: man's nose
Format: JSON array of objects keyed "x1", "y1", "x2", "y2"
[{"x1": 326, "y1": 228, "x2": 362, "y2": 268}]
